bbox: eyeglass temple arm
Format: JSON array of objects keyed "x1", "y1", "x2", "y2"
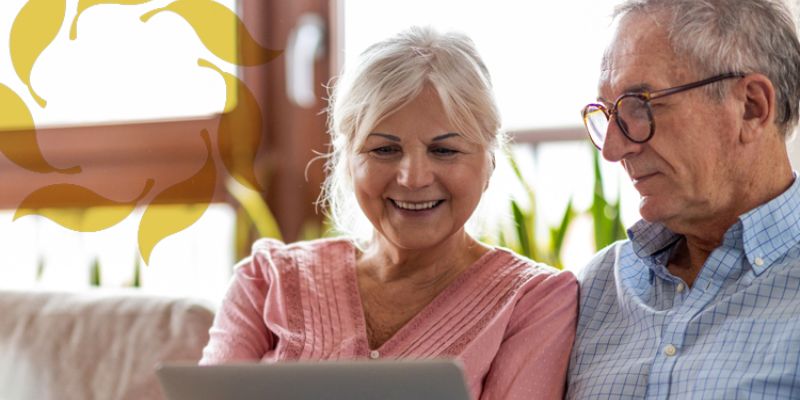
[{"x1": 647, "y1": 72, "x2": 746, "y2": 100}]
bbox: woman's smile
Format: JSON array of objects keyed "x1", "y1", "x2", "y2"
[{"x1": 388, "y1": 198, "x2": 446, "y2": 216}]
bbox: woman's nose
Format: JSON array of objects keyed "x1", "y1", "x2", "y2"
[{"x1": 397, "y1": 154, "x2": 434, "y2": 189}]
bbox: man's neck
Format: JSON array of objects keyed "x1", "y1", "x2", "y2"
[
  {"x1": 667, "y1": 170, "x2": 795, "y2": 287},
  {"x1": 667, "y1": 236, "x2": 716, "y2": 287}
]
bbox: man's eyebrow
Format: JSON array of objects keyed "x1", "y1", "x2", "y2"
[
  {"x1": 622, "y1": 83, "x2": 653, "y2": 93},
  {"x1": 597, "y1": 83, "x2": 655, "y2": 104}
]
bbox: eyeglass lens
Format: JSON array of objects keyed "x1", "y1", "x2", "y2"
[{"x1": 584, "y1": 96, "x2": 651, "y2": 149}]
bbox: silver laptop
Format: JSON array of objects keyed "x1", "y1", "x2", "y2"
[{"x1": 156, "y1": 359, "x2": 471, "y2": 400}]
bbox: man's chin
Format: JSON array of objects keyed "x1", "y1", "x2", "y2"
[{"x1": 637, "y1": 196, "x2": 673, "y2": 224}]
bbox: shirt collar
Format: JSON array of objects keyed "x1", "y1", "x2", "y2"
[
  {"x1": 739, "y1": 172, "x2": 800, "y2": 275},
  {"x1": 628, "y1": 219, "x2": 678, "y2": 260},
  {"x1": 627, "y1": 172, "x2": 800, "y2": 276}
]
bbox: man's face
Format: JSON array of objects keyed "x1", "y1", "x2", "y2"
[{"x1": 598, "y1": 13, "x2": 744, "y2": 230}]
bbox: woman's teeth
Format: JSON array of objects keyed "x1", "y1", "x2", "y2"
[{"x1": 393, "y1": 200, "x2": 440, "y2": 210}]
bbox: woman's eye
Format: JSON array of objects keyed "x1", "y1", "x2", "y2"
[
  {"x1": 431, "y1": 147, "x2": 458, "y2": 157},
  {"x1": 369, "y1": 146, "x2": 399, "y2": 157}
]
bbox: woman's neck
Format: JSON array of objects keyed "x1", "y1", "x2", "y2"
[{"x1": 357, "y1": 230, "x2": 489, "y2": 285}]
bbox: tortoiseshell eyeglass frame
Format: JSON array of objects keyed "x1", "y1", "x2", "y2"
[{"x1": 581, "y1": 72, "x2": 747, "y2": 149}]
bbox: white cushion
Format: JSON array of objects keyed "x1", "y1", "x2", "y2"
[{"x1": 0, "y1": 289, "x2": 214, "y2": 400}]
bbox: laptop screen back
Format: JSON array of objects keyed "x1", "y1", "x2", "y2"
[{"x1": 156, "y1": 359, "x2": 471, "y2": 400}]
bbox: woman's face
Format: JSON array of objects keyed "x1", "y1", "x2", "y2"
[{"x1": 350, "y1": 87, "x2": 493, "y2": 251}]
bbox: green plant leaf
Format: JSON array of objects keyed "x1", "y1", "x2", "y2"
[
  {"x1": 511, "y1": 200, "x2": 531, "y2": 258},
  {"x1": 548, "y1": 197, "x2": 574, "y2": 268},
  {"x1": 505, "y1": 149, "x2": 538, "y2": 259},
  {"x1": 590, "y1": 146, "x2": 627, "y2": 250},
  {"x1": 89, "y1": 257, "x2": 101, "y2": 286},
  {"x1": 131, "y1": 254, "x2": 141, "y2": 287}
]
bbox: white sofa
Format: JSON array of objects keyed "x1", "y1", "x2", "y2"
[{"x1": 0, "y1": 289, "x2": 214, "y2": 400}]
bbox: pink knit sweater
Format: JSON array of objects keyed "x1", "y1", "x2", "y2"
[{"x1": 201, "y1": 238, "x2": 577, "y2": 399}]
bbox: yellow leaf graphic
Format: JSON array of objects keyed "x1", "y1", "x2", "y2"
[
  {"x1": 0, "y1": 83, "x2": 81, "y2": 174},
  {"x1": 140, "y1": 0, "x2": 282, "y2": 66},
  {"x1": 70, "y1": 0, "x2": 152, "y2": 40},
  {"x1": 9, "y1": 0, "x2": 67, "y2": 108},
  {"x1": 198, "y1": 59, "x2": 262, "y2": 191},
  {"x1": 14, "y1": 179, "x2": 154, "y2": 232},
  {"x1": 137, "y1": 130, "x2": 216, "y2": 264}
]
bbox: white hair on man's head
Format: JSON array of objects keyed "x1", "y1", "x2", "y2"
[
  {"x1": 321, "y1": 26, "x2": 504, "y2": 243},
  {"x1": 608, "y1": 0, "x2": 800, "y2": 137}
]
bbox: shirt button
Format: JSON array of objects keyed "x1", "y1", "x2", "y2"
[
  {"x1": 676, "y1": 283, "x2": 685, "y2": 293},
  {"x1": 663, "y1": 344, "x2": 677, "y2": 357},
  {"x1": 754, "y1": 257, "x2": 765, "y2": 267},
  {"x1": 369, "y1": 350, "x2": 380, "y2": 359}
]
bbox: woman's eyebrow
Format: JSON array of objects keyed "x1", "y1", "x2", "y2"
[
  {"x1": 368, "y1": 133, "x2": 400, "y2": 142},
  {"x1": 367, "y1": 132, "x2": 460, "y2": 142},
  {"x1": 432, "y1": 132, "x2": 459, "y2": 141}
]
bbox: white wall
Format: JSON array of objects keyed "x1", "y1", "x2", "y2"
[{"x1": 790, "y1": 137, "x2": 800, "y2": 170}]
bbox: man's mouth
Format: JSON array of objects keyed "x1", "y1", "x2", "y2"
[{"x1": 631, "y1": 172, "x2": 658, "y2": 184}]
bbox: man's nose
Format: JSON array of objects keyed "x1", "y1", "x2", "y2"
[
  {"x1": 397, "y1": 153, "x2": 434, "y2": 189},
  {"x1": 601, "y1": 117, "x2": 643, "y2": 162}
]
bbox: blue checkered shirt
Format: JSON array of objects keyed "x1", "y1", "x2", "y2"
[{"x1": 567, "y1": 174, "x2": 800, "y2": 399}]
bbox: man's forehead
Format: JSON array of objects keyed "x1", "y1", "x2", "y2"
[{"x1": 598, "y1": 15, "x2": 687, "y2": 96}]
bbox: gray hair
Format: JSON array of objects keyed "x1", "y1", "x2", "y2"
[
  {"x1": 610, "y1": 0, "x2": 800, "y2": 137},
  {"x1": 321, "y1": 26, "x2": 503, "y2": 241}
]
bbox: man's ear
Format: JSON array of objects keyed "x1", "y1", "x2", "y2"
[{"x1": 739, "y1": 73, "x2": 776, "y2": 143}]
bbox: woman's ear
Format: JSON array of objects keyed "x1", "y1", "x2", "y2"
[{"x1": 739, "y1": 73, "x2": 776, "y2": 143}]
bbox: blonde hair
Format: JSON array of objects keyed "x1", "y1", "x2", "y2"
[{"x1": 321, "y1": 26, "x2": 503, "y2": 242}]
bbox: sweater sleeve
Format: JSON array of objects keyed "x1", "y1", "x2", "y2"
[
  {"x1": 199, "y1": 239, "x2": 281, "y2": 364},
  {"x1": 479, "y1": 269, "x2": 578, "y2": 400}
]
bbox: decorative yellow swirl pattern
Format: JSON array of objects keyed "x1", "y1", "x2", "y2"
[
  {"x1": 3, "y1": 0, "x2": 284, "y2": 264},
  {"x1": 9, "y1": 0, "x2": 67, "y2": 108},
  {"x1": 70, "y1": 0, "x2": 152, "y2": 40},
  {"x1": 0, "y1": 83, "x2": 81, "y2": 173},
  {"x1": 14, "y1": 179, "x2": 154, "y2": 232},
  {"x1": 137, "y1": 130, "x2": 216, "y2": 264},
  {"x1": 141, "y1": 0, "x2": 281, "y2": 65},
  {"x1": 198, "y1": 58, "x2": 264, "y2": 191}
]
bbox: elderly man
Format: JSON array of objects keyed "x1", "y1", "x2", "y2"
[{"x1": 568, "y1": 0, "x2": 800, "y2": 398}]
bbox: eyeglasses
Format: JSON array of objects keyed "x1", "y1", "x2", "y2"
[{"x1": 581, "y1": 72, "x2": 746, "y2": 150}]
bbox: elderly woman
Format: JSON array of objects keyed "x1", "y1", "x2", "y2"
[{"x1": 201, "y1": 26, "x2": 577, "y2": 399}]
